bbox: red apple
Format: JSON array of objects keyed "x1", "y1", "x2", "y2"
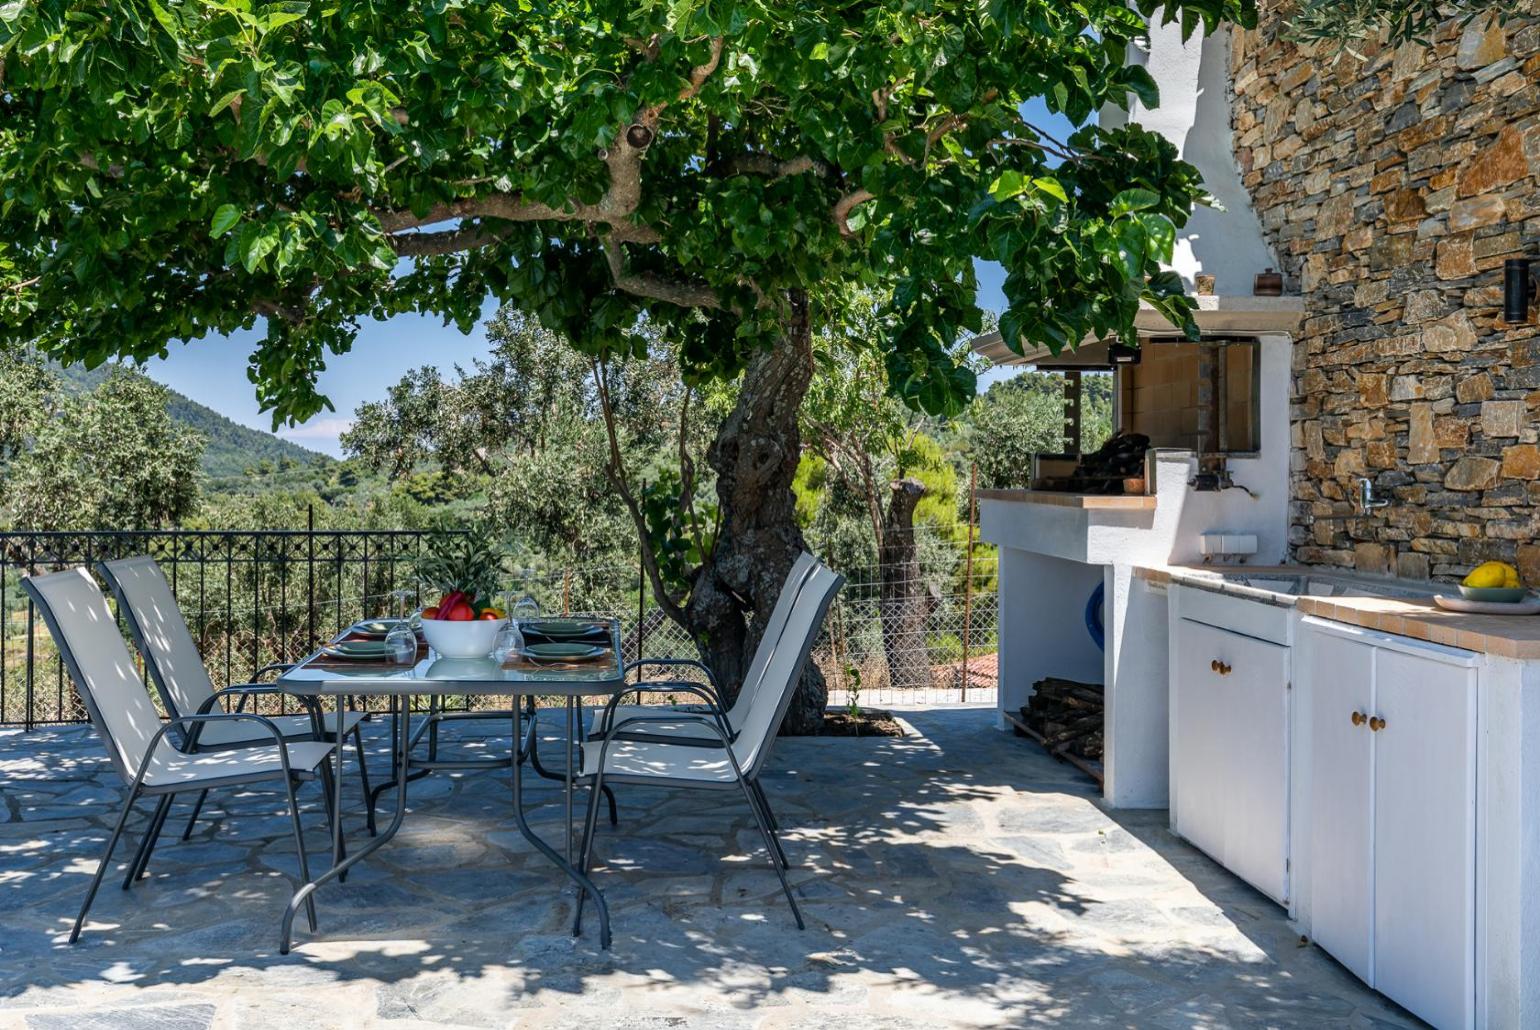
[
  {"x1": 444, "y1": 602, "x2": 475, "y2": 621},
  {"x1": 421, "y1": 605, "x2": 440, "y2": 621}
]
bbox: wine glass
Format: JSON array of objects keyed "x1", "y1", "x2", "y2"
[
  {"x1": 511, "y1": 593, "x2": 541, "y2": 626},
  {"x1": 492, "y1": 621, "x2": 524, "y2": 664},
  {"x1": 385, "y1": 622, "x2": 418, "y2": 665}
]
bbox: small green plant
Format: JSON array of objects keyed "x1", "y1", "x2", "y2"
[
  {"x1": 414, "y1": 522, "x2": 507, "y2": 609},
  {"x1": 844, "y1": 663, "x2": 863, "y2": 723}
]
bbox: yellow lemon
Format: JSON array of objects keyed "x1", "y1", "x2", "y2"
[
  {"x1": 1463, "y1": 561, "x2": 1512, "y2": 588},
  {"x1": 1505, "y1": 567, "x2": 1522, "y2": 589}
]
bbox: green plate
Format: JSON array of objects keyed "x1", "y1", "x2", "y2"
[
  {"x1": 526, "y1": 619, "x2": 605, "y2": 639},
  {"x1": 324, "y1": 640, "x2": 393, "y2": 659},
  {"x1": 351, "y1": 620, "x2": 408, "y2": 639},
  {"x1": 524, "y1": 642, "x2": 604, "y2": 661}
]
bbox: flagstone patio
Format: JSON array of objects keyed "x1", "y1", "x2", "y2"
[{"x1": 0, "y1": 707, "x2": 1419, "y2": 1028}]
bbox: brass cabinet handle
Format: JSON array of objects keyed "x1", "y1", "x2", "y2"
[
  {"x1": 1216, "y1": 662, "x2": 1232, "y2": 676},
  {"x1": 1369, "y1": 716, "x2": 1386, "y2": 732},
  {"x1": 1351, "y1": 711, "x2": 1367, "y2": 727},
  {"x1": 1210, "y1": 659, "x2": 1220, "y2": 672}
]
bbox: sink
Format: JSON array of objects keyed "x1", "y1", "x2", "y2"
[{"x1": 1217, "y1": 571, "x2": 1436, "y2": 602}]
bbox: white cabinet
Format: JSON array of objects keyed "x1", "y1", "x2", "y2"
[
  {"x1": 1301, "y1": 620, "x2": 1477, "y2": 1030},
  {"x1": 1171, "y1": 616, "x2": 1289, "y2": 905}
]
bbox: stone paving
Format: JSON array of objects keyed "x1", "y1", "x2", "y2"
[{"x1": 0, "y1": 707, "x2": 1422, "y2": 1028}]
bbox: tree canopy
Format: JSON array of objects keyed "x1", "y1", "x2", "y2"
[
  {"x1": 0, "y1": 353, "x2": 205, "y2": 529},
  {"x1": 1286, "y1": 0, "x2": 1522, "y2": 50},
  {"x1": 3, "y1": 0, "x2": 1249, "y2": 425}
]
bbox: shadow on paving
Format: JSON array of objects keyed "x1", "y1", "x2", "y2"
[{"x1": 0, "y1": 708, "x2": 1421, "y2": 1027}]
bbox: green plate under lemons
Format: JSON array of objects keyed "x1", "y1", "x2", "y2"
[
  {"x1": 524, "y1": 642, "x2": 604, "y2": 661},
  {"x1": 322, "y1": 640, "x2": 394, "y2": 660}
]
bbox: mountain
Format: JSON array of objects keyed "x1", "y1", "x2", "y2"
[{"x1": 54, "y1": 363, "x2": 330, "y2": 479}]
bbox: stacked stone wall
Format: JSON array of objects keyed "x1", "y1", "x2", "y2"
[{"x1": 1232, "y1": 6, "x2": 1540, "y2": 579}]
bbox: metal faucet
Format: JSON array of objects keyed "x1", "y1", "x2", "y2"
[{"x1": 1358, "y1": 477, "x2": 1390, "y2": 512}]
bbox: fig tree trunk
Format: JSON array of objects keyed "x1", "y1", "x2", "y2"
[
  {"x1": 878, "y1": 477, "x2": 930, "y2": 693},
  {"x1": 683, "y1": 292, "x2": 827, "y2": 734}
]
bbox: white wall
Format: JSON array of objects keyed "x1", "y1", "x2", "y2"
[
  {"x1": 1103, "y1": 18, "x2": 1278, "y2": 296},
  {"x1": 994, "y1": 548, "x2": 1106, "y2": 727},
  {"x1": 1103, "y1": 566, "x2": 1171, "y2": 807}
]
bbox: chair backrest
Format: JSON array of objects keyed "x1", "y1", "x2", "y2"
[
  {"x1": 731, "y1": 563, "x2": 844, "y2": 778},
  {"x1": 725, "y1": 551, "x2": 820, "y2": 725},
  {"x1": 21, "y1": 568, "x2": 165, "y2": 784},
  {"x1": 98, "y1": 556, "x2": 215, "y2": 722}
]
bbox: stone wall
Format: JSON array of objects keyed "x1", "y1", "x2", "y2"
[{"x1": 1231, "y1": 6, "x2": 1540, "y2": 581}]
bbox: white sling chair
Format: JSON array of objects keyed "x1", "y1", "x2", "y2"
[
  {"x1": 574, "y1": 562, "x2": 844, "y2": 940},
  {"x1": 98, "y1": 555, "x2": 373, "y2": 837},
  {"x1": 22, "y1": 568, "x2": 336, "y2": 945},
  {"x1": 590, "y1": 550, "x2": 822, "y2": 746}
]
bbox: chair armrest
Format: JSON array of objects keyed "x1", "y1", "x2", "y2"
[
  {"x1": 138, "y1": 712, "x2": 306, "y2": 789},
  {"x1": 623, "y1": 657, "x2": 719, "y2": 689},
  {"x1": 596, "y1": 682, "x2": 730, "y2": 741},
  {"x1": 253, "y1": 662, "x2": 296, "y2": 681},
  {"x1": 191, "y1": 686, "x2": 317, "y2": 745}
]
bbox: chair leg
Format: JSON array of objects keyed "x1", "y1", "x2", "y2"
[
  {"x1": 179, "y1": 787, "x2": 210, "y2": 841},
  {"x1": 734, "y1": 775, "x2": 804, "y2": 930},
  {"x1": 123, "y1": 793, "x2": 173, "y2": 888},
  {"x1": 603, "y1": 783, "x2": 619, "y2": 827},
  {"x1": 750, "y1": 780, "x2": 780, "y2": 832},
  {"x1": 72, "y1": 786, "x2": 139, "y2": 944},
  {"x1": 351, "y1": 725, "x2": 376, "y2": 837},
  {"x1": 748, "y1": 782, "x2": 791, "y2": 870},
  {"x1": 282, "y1": 774, "x2": 318, "y2": 935},
  {"x1": 571, "y1": 775, "x2": 607, "y2": 937}
]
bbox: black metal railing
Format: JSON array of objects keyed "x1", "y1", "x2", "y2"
[{"x1": 0, "y1": 527, "x2": 441, "y2": 728}]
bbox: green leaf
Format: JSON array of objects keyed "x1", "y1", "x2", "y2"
[
  {"x1": 1111, "y1": 188, "x2": 1160, "y2": 216},
  {"x1": 239, "y1": 223, "x2": 277, "y2": 272},
  {"x1": 210, "y1": 90, "x2": 244, "y2": 116},
  {"x1": 988, "y1": 170, "x2": 1027, "y2": 202},
  {"x1": 145, "y1": 0, "x2": 179, "y2": 38},
  {"x1": 1031, "y1": 177, "x2": 1068, "y2": 204},
  {"x1": 209, "y1": 204, "x2": 243, "y2": 238}
]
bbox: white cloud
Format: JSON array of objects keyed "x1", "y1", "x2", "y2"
[{"x1": 277, "y1": 416, "x2": 354, "y2": 455}]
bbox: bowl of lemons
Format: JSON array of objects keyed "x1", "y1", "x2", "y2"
[{"x1": 1458, "y1": 561, "x2": 1528, "y2": 603}]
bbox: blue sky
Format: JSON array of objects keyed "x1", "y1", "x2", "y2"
[{"x1": 139, "y1": 100, "x2": 1066, "y2": 457}]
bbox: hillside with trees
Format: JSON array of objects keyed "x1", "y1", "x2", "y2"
[{"x1": 52, "y1": 362, "x2": 330, "y2": 481}]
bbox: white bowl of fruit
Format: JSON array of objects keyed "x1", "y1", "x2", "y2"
[
  {"x1": 419, "y1": 593, "x2": 507, "y2": 658},
  {"x1": 415, "y1": 534, "x2": 508, "y2": 659}
]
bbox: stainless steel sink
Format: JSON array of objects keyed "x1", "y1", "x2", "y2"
[{"x1": 1216, "y1": 571, "x2": 1435, "y2": 601}]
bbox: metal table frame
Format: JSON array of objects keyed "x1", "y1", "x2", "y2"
[{"x1": 274, "y1": 622, "x2": 626, "y2": 954}]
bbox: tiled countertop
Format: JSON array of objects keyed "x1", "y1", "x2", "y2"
[
  {"x1": 977, "y1": 489, "x2": 1158, "y2": 511},
  {"x1": 1138, "y1": 565, "x2": 1540, "y2": 661}
]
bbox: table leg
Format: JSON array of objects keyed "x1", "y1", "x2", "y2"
[
  {"x1": 565, "y1": 697, "x2": 575, "y2": 866},
  {"x1": 333, "y1": 698, "x2": 345, "y2": 870},
  {"x1": 281, "y1": 698, "x2": 412, "y2": 954},
  {"x1": 510, "y1": 695, "x2": 610, "y2": 949}
]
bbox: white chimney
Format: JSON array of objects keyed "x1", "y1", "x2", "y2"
[{"x1": 1101, "y1": 20, "x2": 1278, "y2": 297}]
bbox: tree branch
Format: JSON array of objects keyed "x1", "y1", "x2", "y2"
[
  {"x1": 721, "y1": 152, "x2": 831, "y2": 180},
  {"x1": 833, "y1": 189, "x2": 876, "y2": 238},
  {"x1": 601, "y1": 237, "x2": 722, "y2": 309},
  {"x1": 591, "y1": 358, "x2": 687, "y2": 624}
]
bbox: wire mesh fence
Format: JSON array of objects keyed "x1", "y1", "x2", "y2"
[{"x1": 1, "y1": 529, "x2": 998, "y2": 727}]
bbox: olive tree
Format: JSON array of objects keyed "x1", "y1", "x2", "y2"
[{"x1": 1, "y1": 0, "x2": 1250, "y2": 730}]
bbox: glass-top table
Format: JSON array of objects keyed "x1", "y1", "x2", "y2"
[{"x1": 274, "y1": 618, "x2": 628, "y2": 952}]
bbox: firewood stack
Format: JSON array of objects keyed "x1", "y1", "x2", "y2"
[{"x1": 1020, "y1": 677, "x2": 1104, "y2": 760}]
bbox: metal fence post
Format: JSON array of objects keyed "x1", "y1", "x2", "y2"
[{"x1": 961, "y1": 462, "x2": 977, "y2": 702}]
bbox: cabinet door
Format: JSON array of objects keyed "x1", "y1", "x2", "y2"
[
  {"x1": 1372, "y1": 649, "x2": 1476, "y2": 1030},
  {"x1": 1172, "y1": 620, "x2": 1228, "y2": 865},
  {"x1": 1218, "y1": 630, "x2": 1289, "y2": 904},
  {"x1": 1305, "y1": 629, "x2": 1374, "y2": 984}
]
